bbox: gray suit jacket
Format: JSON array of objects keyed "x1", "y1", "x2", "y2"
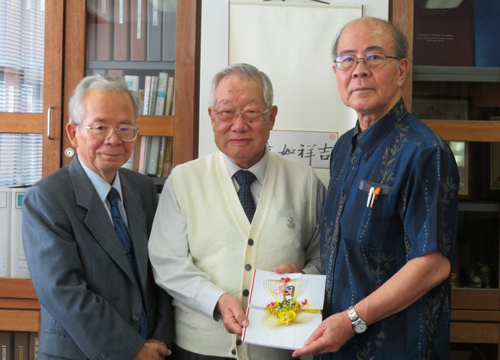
[{"x1": 22, "y1": 158, "x2": 173, "y2": 360}]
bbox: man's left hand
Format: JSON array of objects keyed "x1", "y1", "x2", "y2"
[
  {"x1": 273, "y1": 263, "x2": 304, "y2": 274},
  {"x1": 292, "y1": 311, "x2": 354, "y2": 357}
]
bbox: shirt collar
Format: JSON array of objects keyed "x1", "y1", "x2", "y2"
[
  {"x1": 223, "y1": 149, "x2": 269, "y2": 186},
  {"x1": 77, "y1": 156, "x2": 124, "y2": 203},
  {"x1": 352, "y1": 98, "x2": 408, "y2": 160}
]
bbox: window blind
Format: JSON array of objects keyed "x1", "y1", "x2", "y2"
[{"x1": 0, "y1": 0, "x2": 45, "y2": 187}]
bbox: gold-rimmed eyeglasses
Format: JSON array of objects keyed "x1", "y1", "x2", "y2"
[
  {"x1": 77, "y1": 123, "x2": 139, "y2": 141},
  {"x1": 334, "y1": 53, "x2": 398, "y2": 71},
  {"x1": 213, "y1": 108, "x2": 269, "y2": 123}
]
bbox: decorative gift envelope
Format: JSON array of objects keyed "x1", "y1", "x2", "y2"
[{"x1": 242, "y1": 269, "x2": 326, "y2": 350}]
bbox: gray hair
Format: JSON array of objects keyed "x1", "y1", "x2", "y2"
[
  {"x1": 68, "y1": 74, "x2": 141, "y2": 125},
  {"x1": 331, "y1": 17, "x2": 408, "y2": 64},
  {"x1": 208, "y1": 63, "x2": 274, "y2": 109}
]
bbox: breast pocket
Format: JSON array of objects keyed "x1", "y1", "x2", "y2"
[{"x1": 343, "y1": 179, "x2": 393, "y2": 249}]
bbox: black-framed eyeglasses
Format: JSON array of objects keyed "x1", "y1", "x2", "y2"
[
  {"x1": 77, "y1": 123, "x2": 139, "y2": 141},
  {"x1": 334, "y1": 53, "x2": 398, "y2": 71},
  {"x1": 213, "y1": 108, "x2": 269, "y2": 123}
]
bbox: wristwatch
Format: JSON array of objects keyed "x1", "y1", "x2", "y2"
[{"x1": 347, "y1": 306, "x2": 367, "y2": 334}]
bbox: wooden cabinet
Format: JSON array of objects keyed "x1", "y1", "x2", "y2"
[
  {"x1": 1, "y1": 0, "x2": 200, "y2": 334},
  {"x1": 392, "y1": 1, "x2": 500, "y2": 357}
]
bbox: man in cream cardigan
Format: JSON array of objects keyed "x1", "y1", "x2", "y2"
[{"x1": 149, "y1": 63, "x2": 325, "y2": 360}]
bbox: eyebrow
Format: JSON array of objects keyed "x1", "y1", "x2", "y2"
[
  {"x1": 339, "y1": 46, "x2": 386, "y2": 55},
  {"x1": 218, "y1": 99, "x2": 258, "y2": 106},
  {"x1": 93, "y1": 117, "x2": 134, "y2": 125}
]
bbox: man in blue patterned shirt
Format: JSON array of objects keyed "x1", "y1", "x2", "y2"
[{"x1": 293, "y1": 17, "x2": 459, "y2": 359}]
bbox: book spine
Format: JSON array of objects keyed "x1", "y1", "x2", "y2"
[
  {"x1": 96, "y1": 0, "x2": 114, "y2": 61},
  {"x1": 143, "y1": 76, "x2": 151, "y2": 115},
  {"x1": 164, "y1": 76, "x2": 174, "y2": 116},
  {"x1": 130, "y1": 0, "x2": 147, "y2": 61},
  {"x1": 148, "y1": 76, "x2": 159, "y2": 117},
  {"x1": 147, "y1": 0, "x2": 163, "y2": 61},
  {"x1": 155, "y1": 72, "x2": 168, "y2": 116},
  {"x1": 113, "y1": 0, "x2": 130, "y2": 61},
  {"x1": 162, "y1": 9, "x2": 176, "y2": 61}
]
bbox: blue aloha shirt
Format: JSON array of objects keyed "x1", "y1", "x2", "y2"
[{"x1": 316, "y1": 99, "x2": 459, "y2": 360}]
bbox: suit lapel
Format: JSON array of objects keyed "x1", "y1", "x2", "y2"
[
  {"x1": 69, "y1": 158, "x2": 137, "y2": 286},
  {"x1": 120, "y1": 171, "x2": 149, "y2": 293}
]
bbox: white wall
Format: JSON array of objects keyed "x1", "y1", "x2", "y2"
[{"x1": 198, "y1": 0, "x2": 389, "y2": 186}]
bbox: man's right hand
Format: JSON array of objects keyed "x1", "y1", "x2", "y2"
[
  {"x1": 216, "y1": 293, "x2": 249, "y2": 335},
  {"x1": 134, "y1": 341, "x2": 171, "y2": 360}
]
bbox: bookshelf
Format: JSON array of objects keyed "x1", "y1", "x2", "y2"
[
  {"x1": 1, "y1": 0, "x2": 200, "y2": 337},
  {"x1": 393, "y1": 0, "x2": 500, "y2": 357}
]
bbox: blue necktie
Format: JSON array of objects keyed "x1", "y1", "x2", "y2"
[
  {"x1": 234, "y1": 170, "x2": 257, "y2": 223},
  {"x1": 107, "y1": 188, "x2": 148, "y2": 338}
]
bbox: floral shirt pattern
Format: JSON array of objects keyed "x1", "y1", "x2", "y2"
[{"x1": 316, "y1": 99, "x2": 459, "y2": 360}]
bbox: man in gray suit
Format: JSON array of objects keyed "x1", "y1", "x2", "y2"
[{"x1": 22, "y1": 75, "x2": 173, "y2": 360}]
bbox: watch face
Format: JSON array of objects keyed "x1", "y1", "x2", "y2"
[{"x1": 355, "y1": 323, "x2": 367, "y2": 333}]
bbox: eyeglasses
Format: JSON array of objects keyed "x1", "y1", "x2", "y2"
[
  {"x1": 77, "y1": 123, "x2": 139, "y2": 141},
  {"x1": 334, "y1": 53, "x2": 398, "y2": 71},
  {"x1": 213, "y1": 108, "x2": 269, "y2": 123}
]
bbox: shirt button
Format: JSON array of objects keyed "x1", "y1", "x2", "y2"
[
  {"x1": 248, "y1": 239, "x2": 254, "y2": 246},
  {"x1": 132, "y1": 314, "x2": 140, "y2": 322},
  {"x1": 353, "y1": 159, "x2": 358, "y2": 164},
  {"x1": 243, "y1": 289, "x2": 249, "y2": 297},
  {"x1": 236, "y1": 340, "x2": 242, "y2": 346},
  {"x1": 340, "y1": 199, "x2": 345, "y2": 205},
  {"x1": 245, "y1": 264, "x2": 252, "y2": 271},
  {"x1": 364, "y1": 153, "x2": 368, "y2": 158},
  {"x1": 231, "y1": 349, "x2": 236, "y2": 355}
]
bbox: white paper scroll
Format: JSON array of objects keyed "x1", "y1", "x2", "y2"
[
  {"x1": 268, "y1": 130, "x2": 338, "y2": 169},
  {"x1": 229, "y1": 1, "x2": 362, "y2": 137}
]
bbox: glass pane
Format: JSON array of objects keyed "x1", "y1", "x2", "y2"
[
  {"x1": 85, "y1": 0, "x2": 176, "y2": 177},
  {"x1": 0, "y1": 133, "x2": 42, "y2": 187},
  {"x1": 446, "y1": 141, "x2": 500, "y2": 291},
  {"x1": 413, "y1": 80, "x2": 500, "y2": 121},
  {"x1": 0, "y1": 0, "x2": 45, "y2": 113}
]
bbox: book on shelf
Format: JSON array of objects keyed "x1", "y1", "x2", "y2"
[
  {"x1": 13, "y1": 331, "x2": 29, "y2": 360},
  {"x1": 130, "y1": 0, "x2": 147, "y2": 61},
  {"x1": 413, "y1": 0, "x2": 473, "y2": 66},
  {"x1": 143, "y1": 76, "x2": 152, "y2": 115},
  {"x1": 156, "y1": 137, "x2": 166, "y2": 177},
  {"x1": 86, "y1": 0, "x2": 98, "y2": 61},
  {"x1": 148, "y1": 76, "x2": 159, "y2": 116},
  {"x1": 96, "y1": 0, "x2": 114, "y2": 61},
  {"x1": 11, "y1": 188, "x2": 30, "y2": 279},
  {"x1": 162, "y1": 137, "x2": 174, "y2": 177},
  {"x1": 0, "y1": 331, "x2": 14, "y2": 360},
  {"x1": 132, "y1": 137, "x2": 173, "y2": 178},
  {"x1": 162, "y1": 7, "x2": 176, "y2": 62},
  {"x1": 164, "y1": 76, "x2": 174, "y2": 116},
  {"x1": 133, "y1": 138, "x2": 142, "y2": 172},
  {"x1": 155, "y1": 72, "x2": 169, "y2": 116},
  {"x1": 124, "y1": 75, "x2": 140, "y2": 91},
  {"x1": 138, "y1": 136, "x2": 147, "y2": 174},
  {"x1": 138, "y1": 89, "x2": 145, "y2": 115},
  {"x1": 108, "y1": 69, "x2": 125, "y2": 77},
  {"x1": 113, "y1": 0, "x2": 130, "y2": 61},
  {"x1": 147, "y1": 0, "x2": 163, "y2": 61},
  {"x1": 242, "y1": 270, "x2": 326, "y2": 350},
  {"x1": 147, "y1": 137, "x2": 161, "y2": 176},
  {"x1": 28, "y1": 333, "x2": 38, "y2": 360},
  {"x1": 0, "y1": 188, "x2": 12, "y2": 278}
]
